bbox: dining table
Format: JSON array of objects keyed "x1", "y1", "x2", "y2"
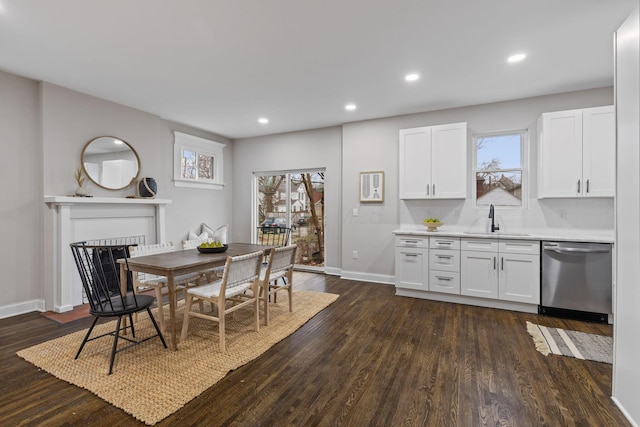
[{"x1": 118, "y1": 242, "x2": 274, "y2": 350}]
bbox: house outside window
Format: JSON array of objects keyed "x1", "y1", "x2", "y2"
[
  {"x1": 173, "y1": 132, "x2": 224, "y2": 190},
  {"x1": 474, "y1": 131, "x2": 526, "y2": 207}
]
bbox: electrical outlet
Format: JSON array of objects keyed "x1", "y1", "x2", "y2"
[
  {"x1": 352, "y1": 208, "x2": 358, "y2": 216},
  {"x1": 352, "y1": 250, "x2": 358, "y2": 259}
]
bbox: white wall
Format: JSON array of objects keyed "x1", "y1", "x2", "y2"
[
  {"x1": 614, "y1": 5, "x2": 640, "y2": 425},
  {"x1": 0, "y1": 70, "x2": 43, "y2": 317},
  {"x1": 340, "y1": 87, "x2": 614, "y2": 282},
  {"x1": 232, "y1": 126, "x2": 342, "y2": 274}
]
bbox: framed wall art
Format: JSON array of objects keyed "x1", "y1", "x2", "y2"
[{"x1": 360, "y1": 171, "x2": 384, "y2": 202}]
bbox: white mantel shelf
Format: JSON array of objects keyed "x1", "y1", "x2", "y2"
[
  {"x1": 45, "y1": 196, "x2": 172, "y2": 205},
  {"x1": 45, "y1": 195, "x2": 171, "y2": 313}
]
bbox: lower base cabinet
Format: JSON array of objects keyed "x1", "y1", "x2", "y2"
[
  {"x1": 460, "y1": 239, "x2": 540, "y2": 304},
  {"x1": 394, "y1": 246, "x2": 429, "y2": 291}
]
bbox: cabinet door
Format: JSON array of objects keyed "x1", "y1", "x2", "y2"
[
  {"x1": 395, "y1": 247, "x2": 429, "y2": 290},
  {"x1": 498, "y1": 253, "x2": 540, "y2": 304},
  {"x1": 460, "y1": 251, "x2": 498, "y2": 298},
  {"x1": 539, "y1": 110, "x2": 583, "y2": 198},
  {"x1": 582, "y1": 106, "x2": 615, "y2": 197},
  {"x1": 399, "y1": 127, "x2": 431, "y2": 199},
  {"x1": 431, "y1": 122, "x2": 467, "y2": 199}
]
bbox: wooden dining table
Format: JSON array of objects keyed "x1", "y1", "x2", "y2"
[{"x1": 118, "y1": 242, "x2": 273, "y2": 350}]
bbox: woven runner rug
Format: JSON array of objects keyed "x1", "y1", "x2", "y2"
[
  {"x1": 17, "y1": 290, "x2": 338, "y2": 425},
  {"x1": 526, "y1": 321, "x2": 612, "y2": 364}
]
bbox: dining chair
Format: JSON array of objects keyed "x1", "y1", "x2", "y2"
[
  {"x1": 259, "y1": 245, "x2": 297, "y2": 325},
  {"x1": 70, "y1": 241, "x2": 166, "y2": 375},
  {"x1": 129, "y1": 242, "x2": 204, "y2": 334},
  {"x1": 180, "y1": 250, "x2": 264, "y2": 352},
  {"x1": 181, "y1": 237, "x2": 225, "y2": 281},
  {"x1": 256, "y1": 226, "x2": 291, "y2": 247}
]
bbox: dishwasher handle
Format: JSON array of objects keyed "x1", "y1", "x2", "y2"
[{"x1": 543, "y1": 245, "x2": 610, "y2": 254}]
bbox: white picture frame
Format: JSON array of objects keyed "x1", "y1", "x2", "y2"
[{"x1": 360, "y1": 171, "x2": 384, "y2": 203}]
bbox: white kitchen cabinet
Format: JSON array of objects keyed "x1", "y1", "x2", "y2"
[
  {"x1": 538, "y1": 105, "x2": 614, "y2": 198},
  {"x1": 428, "y1": 236, "x2": 460, "y2": 294},
  {"x1": 399, "y1": 122, "x2": 467, "y2": 199},
  {"x1": 395, "y1": 236, "x2": 429, "y2": 291},
  {"x1": 461, "y1": 238, "x2": 540, "y2": 304}
]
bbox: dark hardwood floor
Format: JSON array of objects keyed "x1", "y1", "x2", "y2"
[{"x1": 0, "y1": 274, "x2": 628, "y2": 426}]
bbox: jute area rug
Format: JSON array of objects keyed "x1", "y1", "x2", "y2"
[
  {"x1": 17, "y1": 290, "x2": 338, "y2": 425},
  {"x1": 526, "y1": 321, "x2": 612, "y2": 364}
]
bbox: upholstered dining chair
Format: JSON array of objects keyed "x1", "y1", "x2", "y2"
[
  {"x1": 180, "y1": 250, "x2": 264, "y2": 352},
  {"x1": 181, "y1": 237, "x2": 225, "y2": 281},
  {"x1": 129, "y1": 242, "x2": 204, "y2": 334},
  {"x1": 259, "y1": 245, "x2": 297, "y2": 325},
  {"x1": 70, "y1": 241, "x2": 166, "y2": 375}
]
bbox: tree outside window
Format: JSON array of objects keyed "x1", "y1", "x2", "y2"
[{"x1": 474, "y1": 132, "x2": 525, "y2": 207}]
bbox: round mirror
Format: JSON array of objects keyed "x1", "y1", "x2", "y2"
[{"x1": 81, "y1": 136, "x2": 140, "y2": 190}]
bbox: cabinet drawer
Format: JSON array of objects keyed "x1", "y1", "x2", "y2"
[
  {"x1": 430, "y1": 237, "x2": 460, "y2": 250},
  {"x1": 429, "y1": 271, "x2": 460, "y2": 294},
  {"x1": 499, "y1": 240, "x2": 540, "y2": 255},
  {"x1": 395, "y1": 235, "x2": 428, "y2": 248},
  {"x1": 461, "y1": 238, "x2": 499, "y2": 252},
  {"x1": 429, "y1": 250, "x2": 460, "y2": 272}
]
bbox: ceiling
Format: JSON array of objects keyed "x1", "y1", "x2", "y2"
[{"x1": 0, "y1": 0, "x2": 636, "y2": 140}]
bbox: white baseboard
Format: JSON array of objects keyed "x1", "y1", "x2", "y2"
[
  {"x1": 324, "y1": 266, "x2": 341, "y2": 276},
  {"x1": 340, "y1": 270, "x2": 394, "y2": 285},
  {"x1": 395, "y1": 288, "x2": 539, "y2": 314},
  {"x1": 0, "y1": 299, "x2": 46, "y2": 320},
  {"x1": 611, "y1": 396, "x2": 639, "y2": 427}
]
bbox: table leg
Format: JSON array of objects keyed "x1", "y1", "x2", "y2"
[{"x1": 167, "y1": 276, "x2": 177, "y2": 350}]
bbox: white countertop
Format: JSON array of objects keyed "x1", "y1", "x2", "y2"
[{"x1": 393, "y1": 227, "x2": 614, "y2": 244}]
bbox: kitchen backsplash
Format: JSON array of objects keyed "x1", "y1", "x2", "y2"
[{"x1": 400, "y1": 198, "x2": 614, "y2": 233}]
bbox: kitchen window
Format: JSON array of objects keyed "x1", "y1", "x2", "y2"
[
  {"x1": 473, "y1": 131, "x2": 526, "y2": 207},
  {"x1": 173, "y1": 132, "x2": 225, "y2": 190}
]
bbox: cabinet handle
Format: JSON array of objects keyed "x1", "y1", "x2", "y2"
[
  {"x1": 586, "y1": 179, "x2": 590, "y2": 194},
  {"x1": 404, "y1": 240, "x2": 419, "y2": 244},
  {"x1": 426, "y1": 185, "x2": 430, "y2": 196},
  {"x1": 436, "y1": 241, "x2": 452, "y2": 246},
  {"x1": 501, "y1": 257, "x2": 504, "y2": 270},
  {"x1": 436, "y1": 254, "x2": 453, "y2": 259},
  {"x1": 577, "y1": 179, "x2": 581, "y2": 194},
  {"x1": 432, "y1": 184, "x2": 435, "y2": 196},
  {"x1": 493, "y1": 256, "x2": 496, "y2": 270},
  {"x1": 437, "y1": 276, "x2": 453, "y2": 281},
  {"x1": 405, "y1": 253, "x2": 418, "y2": 257}
]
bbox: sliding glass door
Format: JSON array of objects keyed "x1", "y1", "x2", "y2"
[{"x1": 254, "y1": 170, "x2": 325, "y2": 269}]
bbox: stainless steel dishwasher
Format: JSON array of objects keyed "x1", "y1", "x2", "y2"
[{"x1": 540, "y1": 241, "x2": 612, "y2": 322}]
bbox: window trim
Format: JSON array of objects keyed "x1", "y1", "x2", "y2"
[
  {"x1": 173, "y1": 132, "x2": 225, "y2": 190},
  {"x1": 472, "y1": 130, "x2": 528, "y2": 209}
]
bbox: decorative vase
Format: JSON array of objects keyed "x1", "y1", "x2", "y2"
[
  {"x1": 75, "y1": 186, "x2": 87, "y2": 197},
  {"x1": 137, "y1": 177, "x2": 157, "y2": 198}
]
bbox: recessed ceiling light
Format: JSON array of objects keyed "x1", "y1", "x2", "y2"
[
  {"x1": 405, "y1": 73, "x2": 420, "y2": 82},
  {"x1": 345, "y1": 103, "x2": 357, "y2": 111},
  {"x1": 258, "y1": 117, "x2": 269, "y2": 124},
  {"x1": 507, "y1": 53, "x2": 526, "y2": 63}
]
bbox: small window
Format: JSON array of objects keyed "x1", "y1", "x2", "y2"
[
  {"x1": 474, "y1": 132, "x2": 525, "y2": 207},
  {"x1": 174, "y1": 132, "x2": 224, "y2": 190}
]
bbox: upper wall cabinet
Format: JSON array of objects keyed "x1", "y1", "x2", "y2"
[
  {"x1": 399, "y1": 122, "x2": 467, "y2": 199},
  {"x1": 538, "y1": 106, "x2": 614, "y2": 198}
]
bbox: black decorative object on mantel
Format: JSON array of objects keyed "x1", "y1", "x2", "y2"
[{"x1": 137, "y1": 177, "x2": 157, "y2": 198}]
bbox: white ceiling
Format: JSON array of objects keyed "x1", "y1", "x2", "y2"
[{"x1": 0, "y1": 0, "x2": 636, "y2": 139}]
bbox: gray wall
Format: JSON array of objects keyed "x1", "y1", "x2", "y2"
[
  {"x1": 232, "y1": 126, "x2": 342, "y2": 275},
  {"x1": 0, "y1": 71, "x2": 234, "y2": 316},
  {"x1": 0, "y1": 70, "x2": 43, "y2": 315},
  {"x1": 340, "y1": 87, "x2": 613, "y2": 283}
]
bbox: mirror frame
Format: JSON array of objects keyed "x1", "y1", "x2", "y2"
[{"x1": 81, "y1": 136, "x2": 141, "y2": 190}]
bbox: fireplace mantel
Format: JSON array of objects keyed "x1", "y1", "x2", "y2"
[{"x1": 45, "y1": 196, "x2": 172, "y2": 312}]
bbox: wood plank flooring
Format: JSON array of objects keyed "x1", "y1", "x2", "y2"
[{"x1": 0, "y1": 274, "x2": 629, "y2": 426}]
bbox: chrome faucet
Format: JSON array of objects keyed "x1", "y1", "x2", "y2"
[{"x1": 488, "y1": 204, "x2": 500, "y2": 232}]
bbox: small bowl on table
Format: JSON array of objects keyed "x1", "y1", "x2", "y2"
[
  {"x1": 197, "y1": 244, "x2": 228, "y2": 253},
  {"x1": 423, "y1": 221, "x2": 443, "y2": 232}
]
